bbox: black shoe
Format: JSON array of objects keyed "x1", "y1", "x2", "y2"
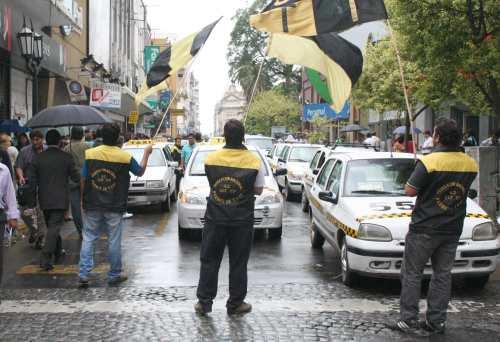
[
  {"x1": 78, "y1": 278, "x2": 89, "y2": 289},
  {"x1": 108, "y1": 275, "x2": 128, "y2": 286},
  {"x1": 389, "y1": 320, "x2": 426, "y2": 335},
  {"x1": 227, "y1": 302, "x2": 252, "y2": 315},
  {"x1": 194, "y1": 302, "x2": 212, "y2": 315},
  {"x1": 420, "y1": 320, "x2": 446, "y2": 334}
]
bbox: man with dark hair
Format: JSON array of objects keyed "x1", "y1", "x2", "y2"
[
  {"x1": 64, "y1": 126, "x2": 89, "y2": 239},
  {"x1": 93, "y1": 127, "x2": 103, "y2": 147},
  {"x1": 194, "y1": 132, "x2": 203, "y2": 143},
  {"x1": 181, "y1": 133, "x2": 196, "y2": 169},
  {"x1": 395, "y1": 118, "x2": 478, "y2": 334},
  {"x1": 171, "y1": 136, "x2": 183, "y2": 194},
  {"x1": 195, "y1": 119, "x2": 265, "y2": 316},
  {"x1": 29, "y1": 129, "x2": 80, "y2": 270},
  {"x1": 15, "y1": 130, "x2": 46, "y2": 247},
  {"x1": 79, "y1": 123, "x2": 153, "y2": 287}
]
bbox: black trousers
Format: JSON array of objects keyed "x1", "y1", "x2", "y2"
[
  {"x1": 196, "y1": 220, "x2": 254, "y2": 309},
  {"x1": 41, "y1": 209, "x2": 65, "y2": 264}
]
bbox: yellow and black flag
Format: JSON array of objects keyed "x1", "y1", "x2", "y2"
[
  {"x1": 135, "y1": 18, "x2": 220, "y2": 106},
  {"x1": 267, "y1": 32, "x2": 363, "y2": 112},
  {"x1": 250, "y1": 0, "x2": 387, "y2": 37}
]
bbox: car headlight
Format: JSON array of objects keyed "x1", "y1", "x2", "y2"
[
  {"x1": 146, "y1": 180, "x2": 165, "y2": 188},
  {"x1": 472, "y1": 222, "x2": 497, "y2": 241},
  {"x1": 256, "y1": 191, "x2": 281, "y2": 205},
  {"x1": 288, "y1": 170, "x2": 303, "y2": 182},
  {"x1": 180, "y1": 192, "x2": 206, "y2": 205},
  {"x1": 358, "y1": 223, "x2": 392, "y2": 242}
]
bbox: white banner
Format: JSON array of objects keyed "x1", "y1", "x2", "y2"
[{"x1": 90, "y1": 79, "x2": 121, "y2": 109}]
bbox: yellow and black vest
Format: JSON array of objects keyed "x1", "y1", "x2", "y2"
[
  {"x1": 83, "y1": 145, "x2": 133, "y2": 213},
  {"x1": 204, "y1": 146, "x2": 261, "y2": 225},
  {"x1": 409, "y1": 146, "x2": 478, "y2": 235}
]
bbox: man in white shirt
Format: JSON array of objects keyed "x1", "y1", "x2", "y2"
[{"x1": 421, "y1": 130, "x2": 434, "y2": 154}]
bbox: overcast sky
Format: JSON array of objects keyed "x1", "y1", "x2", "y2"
[{"x1": 144, "y1": 0, "x2": 386, "y2": 135}]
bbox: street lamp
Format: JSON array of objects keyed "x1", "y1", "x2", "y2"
[{"x1": 17, "y1": 18, "x2": 44, "y2": 116}]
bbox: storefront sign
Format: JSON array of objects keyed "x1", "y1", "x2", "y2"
[
  {"x1": 128, "y1": 110, "x2": 138, "y2": 125},
  {"x1": 90, "y1": 79, "x2": 121, "y2": 109},
  {"x1": 144, "y1": 45, "x2": 160, "y2": 73},
  {"x1": 66, "y1": 80, "x2": 87, "y2": 102},
  {"x1": 159, "y1": 90, "x2": 171, "y2": 111},
  {"x1": 303, "y1": 102, "x2": 350, "y2": 122},
  {"x1": 0, "y1": 4, "x2": 12, "y2": 51}
]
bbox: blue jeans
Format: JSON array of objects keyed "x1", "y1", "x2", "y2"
[{"x1": 79, "y1": 210, "x2": 124, "y2": 280}]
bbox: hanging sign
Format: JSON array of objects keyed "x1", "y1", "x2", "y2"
[
  {"x1": 90, "y1": 79, "x2": 121, "y2": 109},
  {"x1": 66, "y1": 80, "x2": 87, "y2": 102}
]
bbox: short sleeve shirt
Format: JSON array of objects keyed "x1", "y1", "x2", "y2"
[
  {"x1": 407, "y1": 146, "x2": 478, "y2": 236},
  {"x1": 181, "y1": 144, "x2": 196, "y2": 164}
]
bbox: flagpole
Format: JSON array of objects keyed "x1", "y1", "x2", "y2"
[
  {"x1": 243, "y1": 57, "x2": 266, "y2": 125},
  {"x1": 386, "y1": 21, "x2": 417, "y2": 159},
  {"x1": 152, "y1": 48, "x2": 203, "y2": 139}
]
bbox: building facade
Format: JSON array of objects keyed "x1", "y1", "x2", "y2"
[
  {"x1": 213, "y1": 85, "x2": 246, "y2": 136},
  {"x1": 182, "y1": 71, "x2": 200, "y2": 134}
]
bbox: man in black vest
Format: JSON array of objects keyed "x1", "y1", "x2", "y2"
[
  {"x1": 195, "y1": 119, "x2": 265, "y2": 315},
  {"x1": 29, "y1": 130, "x2": 80, "y2": 270}
]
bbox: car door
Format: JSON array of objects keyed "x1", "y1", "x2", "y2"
[
  {"x1": 310, "y1": 158, "x2": 336, "y2": 231},
  {"x1": 277, "y1": 146, "x2": 289, "y2": 187},
  {"x1": 163, "y1": 146, "x2": 176, "y2": 194},
  {"x1": 321, "y1": 160, "x2": 344, "y2": 242},
  {"x1": 304, "y1": 151, "x2": 321, "y2": 198}
]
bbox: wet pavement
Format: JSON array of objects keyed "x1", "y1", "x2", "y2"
[{"x1": 1, "y1": 201, "x2": 499, "y2": 341}]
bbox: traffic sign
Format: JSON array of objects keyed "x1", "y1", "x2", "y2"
[{"x1": 128, "y1": 111, "x2": 139, "y2": 125}]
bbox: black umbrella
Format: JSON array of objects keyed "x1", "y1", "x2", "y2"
[
  {"x1": 26, "y1": 105, "x2": 113, "y2": 128},
  {"x1": 340, "y1": 124, "x2": 369, "y2": 133}
]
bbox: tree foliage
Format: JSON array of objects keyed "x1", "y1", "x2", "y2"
[
  {"x1": 386, "y1": 0, "x2": 500, "y2": 119},
  {"x1": 245, "y1": 90, "x2": 301, "y2": 136},
  {"x1": 227, "y1": 0, "x2": 301, "y2": 100},
  {"x1": 307, "y1": 115, "x2": 330, "y2": 144}
]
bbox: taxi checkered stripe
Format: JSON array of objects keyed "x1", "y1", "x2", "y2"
[
  {"x1": 309, "y1": 196, "x2": 358, "y2": 238},
  {"x1": 356, "y1": 212, "x2": 490, "y2": 222}
]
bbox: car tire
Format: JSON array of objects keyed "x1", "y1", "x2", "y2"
[
  {"x1": 268, "y1": 227, "x2": 282, "y2": 240},
  {"x1": 341, "y1": 236, "x2": 358, "y2": 287},
  {"x1": 310, "y1": 222, "x2": 325, "y2": 249},
  {"x1": 301, "y1": 190, "x2": 309, "y2": 212},
  {"x1": 284, "y1": 180, "x2": 295, "y2": 202},
  {"x1": 464, "y1": 275, "x2": 490, "y2": 289},
  {"x1": 178, "y1": 226, "x2": 190, "y2": 240},
  {"x1": 161, "y1": 188, "x2": 171, "y2": 212}
]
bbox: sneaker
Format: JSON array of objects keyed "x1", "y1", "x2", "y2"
[
  {"x1": 78, "y1": 278, "x2": 89, "y2": 289},
  {"x1": 227, "y1": 302, "x2": 252, "y2": 315},
  {"x1": 194, "y1": 302, "x2": 212, "y2": 315},
  {"x1": 420, "y1": 319, "x2": 446, "y2": 334},
  {"x1": 108, "y1": 275, "x2": 128, "y2": 286},
  {"x1": 390, "y1": 320, "x2": 423, "y2": 335}
]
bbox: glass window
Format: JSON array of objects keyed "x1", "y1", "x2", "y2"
[
  {"x1": 163, "y1": 147, "x2": 173, "y2": 161},
  {"x1": 310, "y1": 151, "x2": 321, "y2": 169},
  {"x1": 125, "y1": 148, "x2": 165, "y2": 167},
  {"x1": 246, "y1": 138, "x2": 274, "y2": 151},
  {"x1": 343, "y1": 159, "x2": 415, "y2": 197},
  {"x1": 289, "y1": 146, "x2": 320, "y2": 163},
  {"x1": 279, "y1": 146, "x2": 289, "y2": 160},
  {"x1": 317, "y1": 159, "x2": 335, "y2": 188},
  {"x1": 326, "y1": 161, "x2": 343, "y2": 195},
  {"x1": 275, "y1": 144, "x2": 284, "y2": 158},
  {"x1": 189, "y1": 150, "x2": 269, "y2": 176},
  {"x1": 317, "y1": 152, "x2": 326, "y2": 169}
]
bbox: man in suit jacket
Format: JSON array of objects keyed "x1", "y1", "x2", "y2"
[{"x1": 29, "y1": 129, "x2": 80, "y2": 270}]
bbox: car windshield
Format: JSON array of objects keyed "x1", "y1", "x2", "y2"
[
  {"x1": 289, "y1": 147, "x2": 319, "y2": 163},
  {"x1": 125, "y1": 148, "x2": 165, "y2": 167},
  {"x1": 246, "y1": 138, "x2": 273, "y2": 151},
  {"x1": 344, "y1": 159, "x2": 415, "y2": 197},
  {"x1": 190, "y1": 150, "x2": 269, "y2": 176}
]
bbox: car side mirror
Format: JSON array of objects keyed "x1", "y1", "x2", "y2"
[
  {"x1": 312, "y1": 169, "x2": 319, "y2": 175},
  {"x1": 468, "y1": 189, "x2": 478, "y2": 199},
  {"x1": 319, "y1": 191, "x2": 338, "y2": 204},
  {"x1": 275, "y1": 168, "x2": 287, "y2": 176}
]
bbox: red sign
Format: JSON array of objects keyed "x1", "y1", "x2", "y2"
[{"x1": 0, "y1": 5, "x2": 12, "y2": 51}]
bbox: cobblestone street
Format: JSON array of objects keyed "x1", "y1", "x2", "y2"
[{"x1": 1, "y1": 203, "x2": 499, "y2": 341}]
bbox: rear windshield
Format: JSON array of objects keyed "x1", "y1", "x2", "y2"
[
  {"x1": 245, "y1": 138, "x2": 274, "y2": 150},
  {"x1": 288, "y1": 146, "x2": 319, "y2": 163},
  {"x1": 125, "y1": 148, "x2": 165, "y2": 167},
  {"x1": 189, "y1": 150, "x2": 269, "y2": 176}
]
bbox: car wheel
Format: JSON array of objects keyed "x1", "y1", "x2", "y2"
[
  {"x1": 284, "y1": 180, "x2": 295, "y2": 202},
  {"x1": 301, "y1": 191, "x2": 309, "y2": 212},
  {"x1": 178, "y1": 225, "x2": 190, "y2": 240},
  {"x1": 464, "y1": 275, "x2": 490, "y2": 289},
  {"x1": 340, "y1": 236, "x2": 358, "y2": 287},
  {"x1": 310, "y1": 222, "x2": 325, "y2": 249},
  {"x1": 161, "y1": 188, "x2": 171, "y2": 212},
  {"x1": 268, "y1": 227, "x2": 282, "y2": 240}
]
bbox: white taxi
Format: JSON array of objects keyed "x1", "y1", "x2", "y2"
[
  {"x1": 309, "y1": 151, "x2": 499, "y2": 288},
  {"x1": 276, "y1": 143, "x2": 322, "y2": 202},
  {"x1": 177, "y1": 145, "x2": 284, "y2": 240},
  {"x1": 123, "y1": 140, "x2": 178, "y2": 212}
]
